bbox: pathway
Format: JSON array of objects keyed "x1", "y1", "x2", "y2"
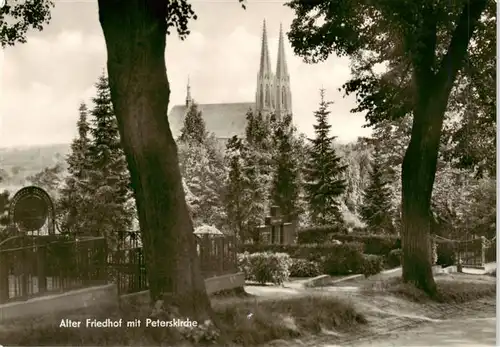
[{"x1": 329, "y1": 316, "x2": 496, "y2": 346}]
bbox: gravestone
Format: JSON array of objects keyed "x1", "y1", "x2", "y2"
[
  {"x1": 256, "y1": 206, "x2": 296, "y2": 245},
  {"x1": 8, "y1": 186, "x2": 56, "y2": 235}
]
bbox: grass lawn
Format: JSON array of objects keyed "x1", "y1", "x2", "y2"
[
  {"x1": 2, "y1": 294, "x2": 367, "y2": 346},
  {"x1": 365, "y1": 273, "x2": 496, "y2": 304}
]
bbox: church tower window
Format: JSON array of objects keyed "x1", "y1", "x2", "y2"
[{"x1": 265, "y1": 85, "x2": 271, "y2": 108}]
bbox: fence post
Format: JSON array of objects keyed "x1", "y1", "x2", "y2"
[
  {"x1": 217, "y1": 238, "x2": 224, "y2": 275},
  {"x1": 37, "y1": 244, "x2": 47, "y2": 293},
  {"x1": 21, "y1": 246, "x2": 29, "y2": 299},
  {"x1": 0, "y1": 251, "x2": 9, "y2": 303},
  {"x1": 480, "y1": 236, "x2": 486, "y2": 266}
]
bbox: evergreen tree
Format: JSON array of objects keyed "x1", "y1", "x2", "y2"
[
  {"x1": 270, "y1": 114, "x2": 300, "y2": 222},
  {"x1": 58, "y1": 103, "x2": 93, "y2": 233},
  {"x1": 224, "y1": 137, "x2": 248, "y2": 240},
  {"x1": 304, "y1": 89, "x2": 347, "y2": 226},
  {"x1": 178, "y1": 139, "x2": 225, "y2": 229},
  {"x1": 224, "y1": 125, "x2": 269, "y2": 243},
  {"x1": 27, "y1": 164, "x2": 64, "y2": 197},
  {"x1": 0, "y1": 190, "x2": 10, "y2": 229},
  {"x1": 85, "y1": 74, "x2": 133, "y2": 241},
  {"x1": 243, "y1": 110, "x2": 273, "y2": 233},
  {"x1": 179, "y1": 103, "x2": 206, "y2": 144},
  {"x1": 178, "y1": 103, "x2": 226, "y2": 229},
  {"x1": 359, "y1": 142, "x2": 394, "y2": 233}
]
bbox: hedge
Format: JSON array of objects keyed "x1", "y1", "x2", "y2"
[
  {"x1": 298, "y1": 227, "x2": 456, "y2": 264},
  {"x1": 297, "y1": 227, "x2": 400, "y2": 256},
  {"x1": 237, "y1": 245, "x2": 385, "y2": 278},
  {"x1": 237, "y1": 242, "x2": 365, "y2": 263},
  {"x1": 237, "y1": 252, "x2": 292, "y2": 285},
  {"x1": 289, "y1": 258, "x2": 322, "y2": 277}
]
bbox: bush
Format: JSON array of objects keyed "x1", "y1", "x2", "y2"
[
  {"x1": 297, "y1": 225, "x2": 348, "y2": 244},
  {"x1": 485, "y1": 243, "x2": 496, "y2": 263},
  {"x1": 361, "y1": 255, "x2": 384, "y2": 277},
  {"x1": 322, "y1": 246, "x2": 365, "y2": 276},
  {"x1": 387, "y1": 248, "x2": 403, "y2": 268},
  {"x1": 237, "y1": 252, "x2": 292, "y2": 285},
  {"x1": 289, "y1": 259, "x2": 322, "y2": 278},
  {"x1": 297, "y1": 228, "x2": 401, "y2": 256},
  {"x1": 328, "y1": 233, "x2": 400, "y2": 255},
  {"x1": 436, "y1": 242, "x2": 455, "y2": 267},
  {"x1": 237, "y1": 242, "x2": 364, "y2": 263}
]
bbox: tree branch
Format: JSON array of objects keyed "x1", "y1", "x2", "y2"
[{"x1": 435, "y1": 0, "x2": 488, "y2": 93}]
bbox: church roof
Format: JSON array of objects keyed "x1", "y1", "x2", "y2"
[{"x1": 168, "y1": 102, "x2": 254, "y2": 139}]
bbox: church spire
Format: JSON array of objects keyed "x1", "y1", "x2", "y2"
[
  {"x1": 258, "y1": 20, "x2": 272, "y2": 78},
  {"x1": 255, "y1": 20, "x2": 275, "y2": 114},
  {"x1": 274, "y1": 23, "x2": 292, "y2": 120},
  {"x1": 185, "y1": 75, "x2": 192, "y2": 107},
  {"x1": 275, "y1": 23, "x2": 289, "y2": 79}
]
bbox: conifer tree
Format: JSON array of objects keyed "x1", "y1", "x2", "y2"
[
  {"x1": 179, "y1": 103, "x2": 206, "y2": 144},
  {"x1": 84, "y1": 74, "x2": 133, "y2": 240},
  {"x1": 243, "y1": 110, "x2": 273, "y2": 231},
  {"x1": 58, "y1": 103, "x2": 92, "y2": 233},
  {"x1": 270, "y1": 114, "x2": 300, "y2": 222},
  {"x1": 224, "y1": 113, "x2": 270, "y2": 243},
  {"x1": 178, "y1": 104, "x2": 226, "y2": 229},
  {"x1": 0, "y1": 190, "x2": 10, "y2": 229},
  {"x1": 224, "y1": 136, "x2": 248, "y2": 240},
  {"x1": 359, "y1": 142, "x2": 395, "y2": 233},
  {"x1": 304, "y1": 89, "x2": 347, "y2": 226}
]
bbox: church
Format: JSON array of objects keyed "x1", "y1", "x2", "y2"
[{"x1": 168, "y1": 21, "x2": 293, "y2": 141}]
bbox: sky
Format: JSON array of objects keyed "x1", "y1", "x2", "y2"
[{"x1": 0, "y1": 0, "x2": 372, "y2": 148}]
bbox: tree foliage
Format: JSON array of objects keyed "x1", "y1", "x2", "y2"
[
  {"x1": 178, "y1": 134, "x2": 226, "y2": 229},
  {"x1": 270, "y1": 114, "x2": 300, "y2": 222},
  {"x1": 359, "y1": 141, "x2": 394, "y2": 233},
  {"x1": 58, "y1": 75, "x2": 133, "y2": 242},
  {"x1": 224, "y1": 111, "x2": 274, "y2": 241},
  {"x1": 58, "y1": 103, "x2": 92, "y2": 234},
  {"x1": 287, "y1": 0, "x2": 493, "y2": 294},
  {"x1": 0, "y1": 0, "x2": 54, "y2": 47},
  {"x1": 304, "y1": 89, "x2": 347, "y2": 226},
  {"x1": 26, "y1": 163, "x2": 64, "y2": 197},
  {"x1": 0, "y1": 190, "x2": 10, "y2": 229},
  {"x1": 179, "y1": 102, "x2": 207, "y2": 144}
]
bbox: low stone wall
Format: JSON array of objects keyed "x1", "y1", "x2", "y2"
[
  {"x1": 120, "y1": 272, "x2": 246, "y2": 306},
  {"x1": 0, "y1": 284, "x2": 118, "y2": 322},
  {"x1": 0, "y1": 272, "x2": 245, "y2": 322}
]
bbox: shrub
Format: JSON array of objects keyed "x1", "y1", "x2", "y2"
[
  {"x1": 298, "y1": 228, "x2": 401, "y2": 256},
  {"x1": 328, "y1": 233, "x2": 400, "y2": 255},
  {"x1": 485, "y1": 242, "x2": 496, "y2": 263},
  {"x1": 237, "y1": 252, "x2": 292, "y2": 285},
  {"x1": 387, "y1": 248, "x2": 403, "y2": 268},
  {"x1": 361, "y1": 255, "x2": 384, "y2": 277},
  {"x1": 436, "y1": 242, "x2": 455, "y2": 267},
  {"x1": 289, "y1": 259, "x2": 322, "y2": 278},
  {"x1": 322, "y1": 246, "x2": 365, "y2": 276},
  {"x1": 297, "y1": 225, "x2": 348, "y2": 244},
  {"x1": 237, "y1": 242, "x2": 364, "y2": 263}
]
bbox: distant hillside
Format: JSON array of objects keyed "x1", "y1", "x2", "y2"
[{"x1": 0, "y1": 143, "x2": 70, "y2": 192}]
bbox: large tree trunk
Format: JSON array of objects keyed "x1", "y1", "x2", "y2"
[
  {"x1": 97, "y1": 0, "x2": 212, "y2": 321},
  {"x1": 401, "y1": 0, "x2": 487, "y2": 295}
]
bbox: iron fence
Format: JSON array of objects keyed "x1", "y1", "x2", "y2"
[{"x1": 0, "y1": 235, "x2": 107, "y2": 304}]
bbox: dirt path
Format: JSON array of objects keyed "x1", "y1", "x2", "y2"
[
  {"x1": 335, "y1": 316, "x2": 496, "y2": 347},
  {"x1": 258, "y1": 273, "x2": 496, "y2": 347}
]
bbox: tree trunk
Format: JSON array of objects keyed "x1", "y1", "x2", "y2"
[
  {"x1": 401, "y1": 0, "x2": 487, "y2": 296},
  {"x1": 97, "y1": 0, "x2": 212, "y2": 321},
  {"x1": 401, "y1": 93, "x2": 444, "y2": 296}
]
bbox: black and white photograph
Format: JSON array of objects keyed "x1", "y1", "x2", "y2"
[{"x1": 0, "y1": 0, "x2": 496, "y2": 346}]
